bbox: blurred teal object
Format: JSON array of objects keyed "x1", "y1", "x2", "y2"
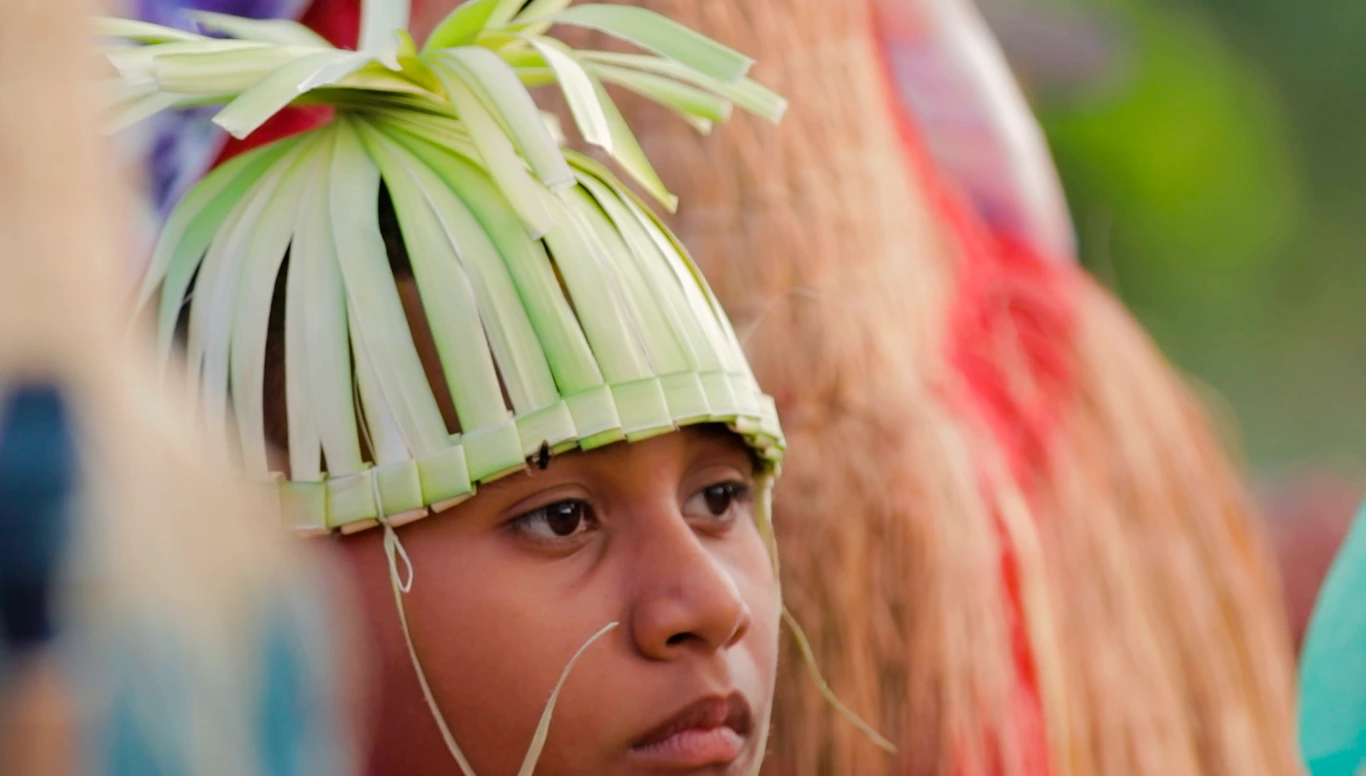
[
  {"x1": 1300, "y1": 502, "x2": 1366, "y2": 775},
  {"x1": 96, "y1": 581, "x2": 351, "y2": 776},
  {"x1": 0, "y1": 384, "x2": 76, "y2": 656}
]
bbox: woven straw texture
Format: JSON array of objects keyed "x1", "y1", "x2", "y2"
[
  {"x1": 513, "y1": 0, "x2": 1306, "y2": 773},
  {"x1": 539, "y1": 1, "x2": 1030, "y2": 773}
]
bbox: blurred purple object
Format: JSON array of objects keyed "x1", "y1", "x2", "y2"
[
  {"x1": 875, "y1": 0, "x2": 1078, "y2": 262},
  {"x1": 1256, "y1": 473, "x2": 1364, "y2": 652},
  {"x1": 974, "y1": 0, "x2": 1131, "y2": 96},
  {"x1": 130, "y1": 1, "x2": 310, "y2": 235},
  {"x1": 136, "y1": 0, "x2": 307, "y2": 26}
]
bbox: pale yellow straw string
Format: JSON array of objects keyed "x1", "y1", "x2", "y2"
[
  {"x1": 371, "y1": 470, "x2": 617, "y2": 776},
  {"x1": 756, "y1": 475, "x2": 896, "y2": 756},
  {"x1": 513, "y1": 620, "x2": 619, "y2": 776},
  {"x1": 782, "y1": 607, "x2": 898, "y2": 754},
  {"x1": 375, "y1": 500, "x2": 481, "y2": 774}
]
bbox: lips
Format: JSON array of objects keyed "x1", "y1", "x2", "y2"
[{"x1": 629, "y1": 692, "x2": 754, "y2": 769}]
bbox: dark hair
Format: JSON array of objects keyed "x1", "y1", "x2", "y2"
[{"x1": 175, "y1": 184, "x2": 414, "y2": 470}]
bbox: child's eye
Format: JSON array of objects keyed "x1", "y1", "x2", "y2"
[
  {"x1": 510, "y1": 500, "x2": 597, "y2": 543},
  {"x1": 682, "y1": 481, "x2": 752, "y2": 524}
]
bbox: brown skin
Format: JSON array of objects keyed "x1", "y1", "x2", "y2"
[
  {"x1": 333, "y1": 427, "x2": 780, "y2": 776},
  {"x1": 0, "y1": 652, "x2": 76, "y2": 776}
]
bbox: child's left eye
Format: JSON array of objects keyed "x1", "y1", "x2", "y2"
[{"x1": 682, "y1": 481, "x2": 752, "y2": 524}]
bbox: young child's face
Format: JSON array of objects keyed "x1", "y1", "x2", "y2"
[{"x1": 338, "y1": 426, "x2": 780, "y2": 776}]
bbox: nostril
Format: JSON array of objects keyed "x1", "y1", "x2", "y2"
[{"x1": 666, "y1": 633, "x2": 690, "y2": 647}]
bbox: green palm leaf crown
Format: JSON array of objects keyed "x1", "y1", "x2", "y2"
[{"x1": 101, "y1": 0, "x2": 787, "y2": 534}]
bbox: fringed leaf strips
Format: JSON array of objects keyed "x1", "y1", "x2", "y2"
[
  {"x1": 97, "y1": 0, "x2": 786, "y2": 209},
  {"x1": 111, "y1": 0, "x2": 786, "y2": 537}
]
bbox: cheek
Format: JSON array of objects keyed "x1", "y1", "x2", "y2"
[
  {"x1": 726, "y1": 523, "x2": 784, "y2": 693},
  {"x1": 395, "y1": 531, "x2": 624, "y2": 769},
  {"x1": 733, "y1": 513, "x2": 783, "y2": 627}
]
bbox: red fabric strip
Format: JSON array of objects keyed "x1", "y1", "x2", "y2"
[
  {"x1": 210, "y1": 0, "x2": 359, "y2": 165},
  {"x1": 868, "y1": 3, "x2": 1076, "y2": 774}
]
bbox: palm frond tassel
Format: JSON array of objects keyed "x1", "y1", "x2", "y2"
[{"x1": 104, "y1": 0, "x2": 785, "y2": 533}]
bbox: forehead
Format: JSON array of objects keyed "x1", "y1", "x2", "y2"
[
  {"x1": 438, "y1": 425, "x2": 750, "y2": 510},
  {"x1": 336, "y1": 425, "x2": 758, "y2": 541},
  {"x1": 492, "y1": 424, "x2": 754, "y2": 486}
]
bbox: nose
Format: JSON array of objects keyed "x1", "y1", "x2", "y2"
[{"x1": 629, "y1": 513, "x2": 752, "y2": 661}]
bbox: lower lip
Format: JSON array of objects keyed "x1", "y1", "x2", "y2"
[{"x1": 629, "y1": 727, "x2": 745, "y2": 768}]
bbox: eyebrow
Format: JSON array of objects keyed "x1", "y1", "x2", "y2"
[
  {"x1": 685, "y1": 428, "x2": 763, "y2": 473},
  {"x1": 476, "y1": 465, "x2": 549, "y2": 496}
]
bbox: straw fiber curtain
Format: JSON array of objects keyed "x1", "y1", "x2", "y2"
[{"x1": 417, "y1": 1, "x2": 1305, "y2": 774}]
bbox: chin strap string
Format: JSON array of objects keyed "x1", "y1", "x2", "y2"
[
  {"x1": 374, "y1": 472, "x2": 481, "y2": 776},
  {"x1": 511, "y1": 620, "x2": 619, "y2": 776},
  {"x1": 782, "y1": 607, "x2": 898, "y2": 754},
  {"x1": 373, "y1": 473, "x2": 618, "y2": 776},
  {"x1": 378, "y1": 518, "x2": 480, "y2": 776},
  {"x1": 756, "y1": 473, "x2": 897, "y2": 758}
]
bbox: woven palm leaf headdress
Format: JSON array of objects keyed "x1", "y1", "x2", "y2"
[{"x1": 101, "y1": 0, "x2": 787, "y2": 535}]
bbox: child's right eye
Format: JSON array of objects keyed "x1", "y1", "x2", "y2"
[{"x1": 510, "y1": 500, "x2": 597, "y2": 544}]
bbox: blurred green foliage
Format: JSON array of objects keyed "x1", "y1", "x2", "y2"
[{"x1": 1031, "y1": 0, "x2": 1366, "y2": 471}]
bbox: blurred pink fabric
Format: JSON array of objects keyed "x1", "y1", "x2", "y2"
[{"x1": 874, "y1": 0, "x2": 1076, "y2": 263}]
